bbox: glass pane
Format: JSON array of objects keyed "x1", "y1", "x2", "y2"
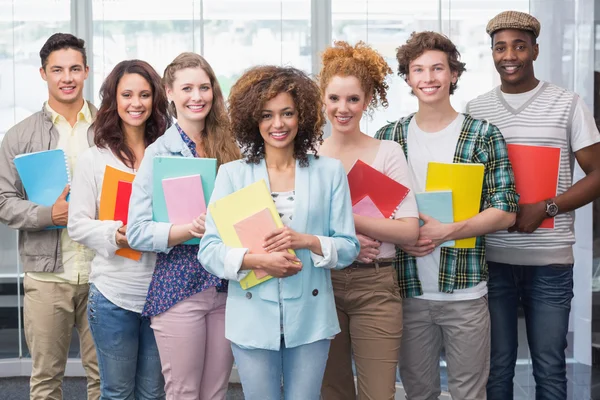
[
  {"x1": 0, "y1": 224, "x2": 19, "y2": 359},
  {"x1": 0, "y1": 0, "x2": 70, "y2": 360},
  {"x1": 92, "y1": 0, "x2": 200, "y2": 105},
  {"x1": 441, "y1": 0, "x2": 530, "y2": 112},
  {"x1": 0, "y1": 0, "x2": 70, "y2": 140},
  {"x1": 332, "y1": 0, "x2": 439, "y2": 135},
  {"x1": 203, "y1": 0, "x2": 311, "y2": 98}
]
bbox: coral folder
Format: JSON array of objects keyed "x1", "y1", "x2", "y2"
[
  {"x1": 208, "y1": 179, "x2": 296, "y2": 289},
  {"x1": 347, "y1": 159, "x2": 410, "y2": 219},
  {"x1": 233, "y1": 208, "x2": 278, "y2": 279},
  {"x1": 507, "y1": 144, "x2": 560, "y2": 229},
  {"x1": 99, "y1": 165, "x2": 141, "y2": 261},
  {"x1": 162, "y1": 175, "x2": 206, "y2": 225},
  {"x1": 425, "y1": 162, "x2": 485, "y2": 249}
]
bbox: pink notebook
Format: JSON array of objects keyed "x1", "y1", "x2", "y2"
[
  {"x1": 352, "y1": 195, "x2": 385, "y2": 218},
  {"x1": 233, "y1": 208, "x2": 277, "y2": 279},
  {"x1": 162, "y1": 175, "x2": 206, "y2": 224}
]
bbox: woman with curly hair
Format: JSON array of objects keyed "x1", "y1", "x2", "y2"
[
  {"x1": 67, "y1": 59, "x2": 170, "y2": 399},
  {"x1": 198, "y1": 65, "x2": 360, "y2": 400},
  {"x1": 127, "y1": 53, "x2": 240, "y2": 400},
  {"x1": 318, "y1": 41, "x2": 420, "y2": 400}
]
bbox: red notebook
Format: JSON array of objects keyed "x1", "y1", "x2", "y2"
[
  {"x1": 233, "y1": 208, "x2": 277, "y2": 279},
  {"x1": 114, "y1": 180, "x2": 133, "y2": 225},
  {"x1": 507, "y1": 144, "x2": 561, "y2": 229},
  {"x1": 347, "y1": 159, "x2": 410, "y2": 218}
]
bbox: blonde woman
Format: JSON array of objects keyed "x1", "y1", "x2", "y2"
[{"x1": 128, "y1": 53, "x2": 240, "y2": 400}]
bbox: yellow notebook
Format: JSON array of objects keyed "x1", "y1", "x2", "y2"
[
  {"x1": 425, "y1": 162, "x2": 485, "y2": 249},
  {"x1": 208, "y1": 179, "x2": 296, "y2": 289}
]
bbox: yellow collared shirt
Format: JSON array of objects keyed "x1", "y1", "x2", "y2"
[{"x1": 27, "y1": 101, "x2": 95, "y2": 285}]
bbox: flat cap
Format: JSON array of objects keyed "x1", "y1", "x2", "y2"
[{"x1": 486, "y1": 11, "x2": 540, "y2": 38}]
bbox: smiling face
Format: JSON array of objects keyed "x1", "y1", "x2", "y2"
[
  {"x1": 492, "y1": 28, "x2": 539, "y2": 93},
  {"x1": 166, "y1": 67, "x2": 213, "y2": 128},
  {"x1": 324, "y1": 75, "x2": 369, "y2": 134},
  {"x1": 258, "y1": 92, "x2": 299, "y2": 154},
  {"x1": 40, "y1": 48, "x2": 89, "y2": 107},
  {"x1": 116, "y1": 73, "x2": 153, "y2": 132},
  {"x1": 405, "y1": 50, "x2": 457, "y2": 106}
]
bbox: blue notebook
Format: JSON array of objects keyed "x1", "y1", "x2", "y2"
[
  {"x1": 13, "y1": 149, "x2": 70, "y2": 230},
  {"x1": 415, "y1": 190, "x2": 455, "y2": 248},
  {"x1": 152, "y1": 156, "x2": 217, "y2": 245}
]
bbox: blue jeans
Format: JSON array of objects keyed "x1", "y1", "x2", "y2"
[
  {"x1": 231, "y1": 338, "x2": 331, "y2": 400},
  {"x1": 88, "y1": 284, "x2": 165, "y2": 400},
  {"x1": 487, "y1": 262, "x2": 573, "y2": 400}
]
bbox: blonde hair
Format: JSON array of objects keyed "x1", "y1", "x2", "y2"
[
  {"x1": 319, "y1": 41, "x2": 393, "y2": 112},
  {"x1": 163, "y1": 52, "x2": 240, "y2": 166}
]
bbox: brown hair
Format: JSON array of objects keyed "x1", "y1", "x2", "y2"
[
  {"x1": 163, "y1": 52, "x2": 240, "y2": 166},
  {"x1": 94, "y1": 60, "x2": 170, "y2": 169},
  {"x1": 319, "y1": 41, "x2": 392, "y2": 112},
  {"x1": 228, "y1": 66, "x2": 325, "y2": 167},
  {"x1": 396, "y1": 31, "x2": 466, "y2": 95}
]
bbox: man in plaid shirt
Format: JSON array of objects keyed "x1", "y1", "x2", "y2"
[{"x1": 375, "y1": 31, "x2": 519, "y2": 399}]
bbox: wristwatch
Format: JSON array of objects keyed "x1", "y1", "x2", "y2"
[{"x1": 545, "y1": 199, "x2": 559, "y2": 218}]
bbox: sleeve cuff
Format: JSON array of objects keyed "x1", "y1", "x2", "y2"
[
  {"x1": 311, "y1": 235, "x2": 338, "y2": 269},
  {"x1": 224, "y1": 247, "x2": 251, "y2": 281},
  {"x1": 104, "y1": 221, "x2": 123, "y2": 258},
  {"x1": 37, "y1": 206, "x2": 54, "y2": 229},
  {"x1": 152, "y1": 222, "x2": 174, "y2": 253}
]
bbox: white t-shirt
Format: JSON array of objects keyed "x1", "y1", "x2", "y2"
[
  {"x1": 407, "y1": 114, "x2": 488, "y2": 301},
  {"x1": 67, "y1": 146, "x2": 156, "y2": 313}
]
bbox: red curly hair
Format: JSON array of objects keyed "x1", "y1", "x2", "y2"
[
  {"x1": 319, "y1": 41, "x2": 393, "y2": 112},
  {"x1": 228, "y1": 66, "x2": 325, "y2": 167}
]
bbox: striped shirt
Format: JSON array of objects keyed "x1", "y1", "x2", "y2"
[
  {"x1": 375, "y1": 113, "x2": 519, "y2": 298},
  {"x1": 467, "y1": 81, "x2": 600, "y2": 265}
]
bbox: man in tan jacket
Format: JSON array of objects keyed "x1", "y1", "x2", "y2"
[{"x1": 0, "y1": 33, "x2": 99, "y2": 400}]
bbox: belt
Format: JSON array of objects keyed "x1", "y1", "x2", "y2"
[{"x1": 350, "y1": 259, "x2": 394, "y2": 269}]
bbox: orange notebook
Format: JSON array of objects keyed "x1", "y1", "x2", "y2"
[
  {"x1": 233, "y1": 208, "x2": 278, "y2": 279},
  {"x1": 99, "y1": 165, "x2": 141, "y2": 261},
  {"x1": 507, "y1": 144, "x2": 560, "y2": 229},
  {"x1": 347, "y1": 160, "x2": 410, "y2": 219}
]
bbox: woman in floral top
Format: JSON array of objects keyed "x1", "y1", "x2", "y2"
[{"x1": 127, "y1": 52, "x2": 240, "y2": 400}]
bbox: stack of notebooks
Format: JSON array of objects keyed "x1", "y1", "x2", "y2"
[
  {"x1": 422, "y1": 162, "x2": 485, "y2": 249},
  {"x1": 209, "y1": 179, "x2": 295, "y2": 290},
  {"x1": 347, "y1": 160, "x2": 411, "y2": 219},
  {"x1": 99, "y1": 165, "x2": 139, "y2": 260},
  {"x1": 13, "y1": 149, "x2": 70, "y2": 230},
  {"x1": 152, "y1": 156, "x2": 217, "y2": 245}
]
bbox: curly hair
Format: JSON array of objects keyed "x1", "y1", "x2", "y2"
[
  {"x1": 228, "y1": 66, "x2": 325, "y2": 167},
  {"x1": 396, "y1": 31, "x2": 466, "y2": 95},
  {"x1": 94, "y1": 60, "x2": 170, "y2": 169},
  {"x1": 319, "y1": 41, "x2": 393, "y2": 112},
  {"x1": 163, "y1": 52, "x2": 240, "y2": 166}
]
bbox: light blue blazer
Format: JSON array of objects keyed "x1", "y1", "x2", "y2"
[{"x1": 199, "y1": 156, "x2": 360, "y2": 350}]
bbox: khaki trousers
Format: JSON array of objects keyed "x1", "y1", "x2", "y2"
[
  {"x1": 321, "y1": 265, "x2": 403, "y2": 400},
  {"x1": 23, "y1": 276, "x2": 100, "y2": 400},
  {"x1": 399, "y1": 296, "x2": 490, "y2": 400}
]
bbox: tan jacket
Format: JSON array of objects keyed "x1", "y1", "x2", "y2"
[{"x1": 0, "y1": 102, "x2": 97, "y2": 273}]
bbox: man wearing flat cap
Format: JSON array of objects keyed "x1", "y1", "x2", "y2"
[{"x1": 467, "y1": 10, "x2": 600, "y2": 400}]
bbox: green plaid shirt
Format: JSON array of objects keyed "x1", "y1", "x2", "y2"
[{"x1": 375, "y1": 113, "x2": 519, "y2": 298}]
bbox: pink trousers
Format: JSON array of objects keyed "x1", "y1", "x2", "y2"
[{"x1": 151, "y1": 287, "x2": 233, "y2": 400}]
